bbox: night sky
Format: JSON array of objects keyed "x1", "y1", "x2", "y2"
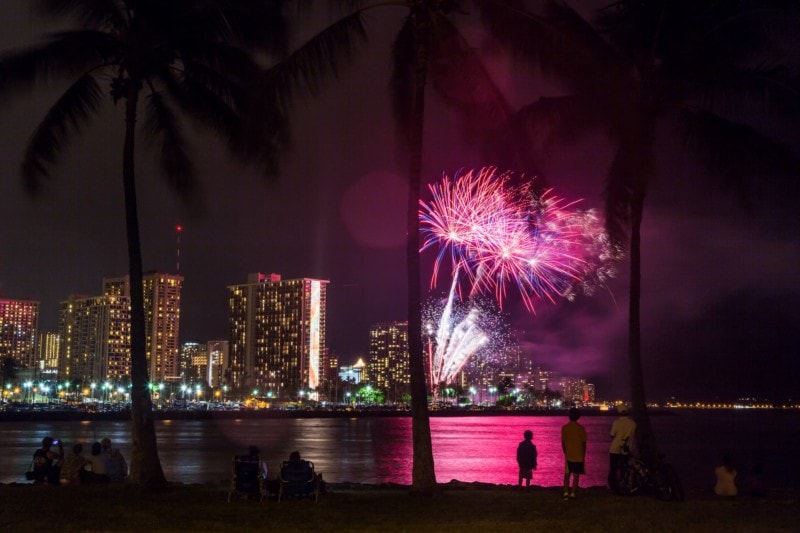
[{"x1": 1, "y1": 3, "x2": 798, "y2": 401}]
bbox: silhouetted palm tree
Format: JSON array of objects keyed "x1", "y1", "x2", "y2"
[
  {"x1": 293, "y1": 1, "x2": 525, "y2": 492},
  {"x1": 0, "y1": 357, "x2": 18, "y2": 400},
  {"x1": 483, "y1": 0, "x2": 800, "y2": 464},
  {"x1": 0, "y1": 0, "x2": 289, "y2": 487}
]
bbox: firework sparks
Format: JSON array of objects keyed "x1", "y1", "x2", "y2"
[
  {"x1": 424, "y1": 278, "x2": 512, "y2": 390},
  {"x1": 420, "y1": 167, "x2": 621, "y2": 311}
]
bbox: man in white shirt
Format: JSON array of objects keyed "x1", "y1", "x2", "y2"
[{"x1": 609, "y1": 404, "x2": 636, "y2": 492}]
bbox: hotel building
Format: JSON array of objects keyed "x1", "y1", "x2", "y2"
[
  {"x1": 0, "y1": 298, "x2": 39, "y2": 368},
  {"x1": 103, "y1": 272, "x2": 183, "y2": 382},
  {"x1": 367, "y1": 321, "x2": 410, "y2": 402},
  {"x1": 58, "y1": 294, "x2": 131, "y2": 382},
  {"x1": 228, "y1": 273, "x2": 328, "y2": 399}
]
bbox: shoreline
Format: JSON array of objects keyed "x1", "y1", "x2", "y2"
[{"x1": 0, "y1": 407, "x2": 680, "y2": 422}]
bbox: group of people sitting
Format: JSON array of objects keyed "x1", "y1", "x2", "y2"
[
  {"x1": 238, "y1": 447, "x2": 323, "y2": 499},
  {"x1": 31, "y1": 436, "x2": 127, "y2": 486}
]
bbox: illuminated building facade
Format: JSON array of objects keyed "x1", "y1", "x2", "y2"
[
  {"x1": 181, "y1": 342, "x2": 207, "y2": 382},
  {"x1": 339, "y1": 358, "x2": 365, "y2": 384},
  {"x1": 207, "y1": 340, "x2": 229, "y2": 388},
  {"x1": 367, "y1": 321, "x2": 409, "y2": 402},
  {"x1": 58, "y1": 294, "x2": 131, "y2": 383},
  {"x1": 559, "y1": 377, "x2": 596, "y2": 405},
  {"x1": 228, "y1": 273, "x2": 328, "y2": 399},
  {"x1": 104, "y1": 272, "x2": 183, "y2": 382},
  {"x1": 37, "y1": 331, "x2": 61, "y2": 373},
  {"x1": 0, "y1": 298, "x2": 39, "y2": 368}
]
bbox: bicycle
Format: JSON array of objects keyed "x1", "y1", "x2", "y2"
[{"x1": 617, "y1": 442, "x2": 684, "y2": 501}]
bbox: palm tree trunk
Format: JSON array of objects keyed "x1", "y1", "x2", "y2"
[
  {"x1": 627, "y1": 111, "x2": 659, "y2": 467},
  {"x1": 123, "y1": 81, "x2": 166, "y2": 488},
  {"x1": 628, "y1": 192, "x2": 658, "y2": 463},
  {"x1": 407, "y1": 5, "x2": 437, "y2": 494}
]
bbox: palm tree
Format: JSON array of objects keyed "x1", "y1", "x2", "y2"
[
  {"x1": 483, "y1": 0, "x2": 800, "y2": 465},
  {"x1": 0, "y1": 357, "x2": 18, "y2": 401},
  {"x1": 0, "y1": 0, "x2": 290, "y2": 487},
  {"x1": 289, "y1": 1, "x2": 533, "y2": 492}
]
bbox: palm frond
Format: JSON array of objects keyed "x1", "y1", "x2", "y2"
[
  {"x1": 143, "y1": 90, "x2": 195, "y2": 194},
  {"x1": 21, "y1": 73, "x2": 104, "y2": 191},
  {"x1": 679, "y1": 108, "x2": 800, "y2": 207},
  {"x1": 0, "y1": 30, "x2": 119, "y2": 95},
  {"x1": 262, "y1": 10, "x2": 367, "y2": 112},
  {"x1": 36, "y1": 0, "x2": 127, "y2": 30},
  {"x1": 688, "y1": 65, "x2": 800, "y2": 121},
  {"x1": 427, "y1": 12, "x2": 514, "y2": 134},
  {"x1": 479, "y1": 0, "x2": 628, "y2": 98},
  {"x1": 156, "y1": 62, "x2": 242, "y2": 148}
]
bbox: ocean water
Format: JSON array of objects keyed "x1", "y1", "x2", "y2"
[{"x1": 1, "y1": 410, "x2": 796, "y2": 489}]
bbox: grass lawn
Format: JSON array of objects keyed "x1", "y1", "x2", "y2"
[{"x1": 0, "y1": 482, "x2": 797, "y2": 532}]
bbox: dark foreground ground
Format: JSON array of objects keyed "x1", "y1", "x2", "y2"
[{"x1": 0, "y1": 481, "x2": 796, "y2": 532}]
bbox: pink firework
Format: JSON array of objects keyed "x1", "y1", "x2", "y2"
[{"x1": 420, "y1": 167, "x2": 620, "y2": 311}]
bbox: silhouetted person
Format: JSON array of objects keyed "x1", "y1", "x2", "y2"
[
  {"x1": 32, "y1": 436, "x2": 63, "y2": 485},
  {"x1": 714, "y1": 454, "x2": 738, "y2": 497},
  {"x1": 84, "y1": 442, "x2": 110, "y2": 484},
  {"x1": 561, "y1": 408, "x2": 587, "y2": 499},
  {"x1": 248, "y1": 445, "x2": 268, "y2": 480},
  {"x1": 608, "y1": 404, "x2": 636, "y2": 492},
  {"x1": 100, "y1": 437, "x2": 128, "y2": 482},
  {"x1": 59, "y1": 443, "x2": 90, "y2": 486},
  {"x1": 283, "y1": 450, "x2": 323, "y2": 496},
  {"x1": 516, "y1": 430, "x2": 538, "y2": 487}
]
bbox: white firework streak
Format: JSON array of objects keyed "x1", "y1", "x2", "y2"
[{"x1": 430, "y1": 273, "x2": 488, "y2": 388}]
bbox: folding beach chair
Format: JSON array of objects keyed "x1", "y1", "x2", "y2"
[
  {"x1": 278, "y1": 459, "x2": 321, "y2": 502},
  {"x1": 227, "y1": 455, "x2": 266, "y2": 502}
]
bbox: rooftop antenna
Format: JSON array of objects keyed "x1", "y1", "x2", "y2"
[{"x1": 175, "y1": 224, "x2": 182, "y2": 274}]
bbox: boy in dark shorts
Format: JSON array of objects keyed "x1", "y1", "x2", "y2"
[
  {"x1": 561, "y1": 408, "x2": 587, "y2": 499},
  {"x1": 516, "y1": 430, "x2": 538, "y2": 487}
]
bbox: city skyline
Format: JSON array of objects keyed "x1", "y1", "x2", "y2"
[{"x1": 1, "y1": 3, "x2": 798, "y2": 402}]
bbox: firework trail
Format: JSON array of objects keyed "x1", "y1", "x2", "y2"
[
  {"x1": 420, "y1": 167, "x2": 620, "y2": 311},
  {"x1": 424, "y1": 280, "x2": 510, "y2": 389}
]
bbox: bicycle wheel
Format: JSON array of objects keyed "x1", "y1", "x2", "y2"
[{"x1": 618, "y1": 461, "x2": 644, "y2": 496}]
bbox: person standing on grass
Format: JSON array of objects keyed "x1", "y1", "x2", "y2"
[
  {"x1": 516, "y1": 430, "x2": 538, "y2": 487},
  {"x1": 608, "y1": 404, "x2": 636, "y2": 492},
  {"x1": 561, "y1": 408, "x2": 587, "y2": 499}
]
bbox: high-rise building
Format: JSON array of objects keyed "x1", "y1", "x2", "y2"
[
  {"x1": 207, "y1": 340, "x2": 229, "y2": 388},
  {"x1": 0, "y1": 298, "x2": 39, "y2": 368},
  {"x1": 104, "y1": 272, "x2": 183, "y2": 382},
  {"x1": 37, "y1": 331, "x2": 61, "y2": 373},
  {"x1": 58, "y1": 294, "x2": 131, "y2": 383},
  {"x1": 367, "y1": 321, "x2": 409, "y2": 402},
  {"x1": 180, "y1": 342, "x2": 208, "y2": 383},
  {"x1": 559, "y1": 377, "x2": 595, "y2": 405},
  {"x1": 228, "y1": 273, "x2": 328, "y2": 399}
]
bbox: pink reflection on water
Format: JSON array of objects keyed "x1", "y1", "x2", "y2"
[{"x1": 364, "y1": 416, "x2": 610, "y2": 487}]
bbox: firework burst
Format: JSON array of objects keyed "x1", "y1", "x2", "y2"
[{"x1": 420, "y1": 167, "x2": 621, "y2": 311}]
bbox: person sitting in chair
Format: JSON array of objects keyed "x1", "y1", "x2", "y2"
[
  {"x1": 248, "y1": 445, "x2": 268, "y2": 480},
  {"x1": 280, "y1": 451, "x2": 323, "y2": 499}
]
